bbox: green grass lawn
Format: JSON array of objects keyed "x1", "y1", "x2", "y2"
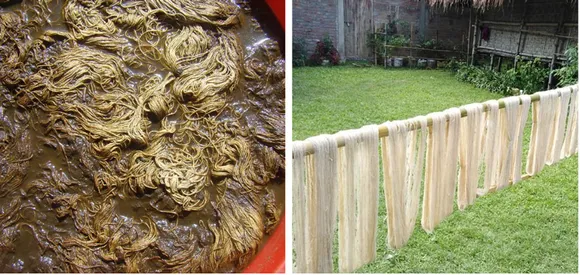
[{"x1": 293, "y1": 66, "x2": 578, "y2": 273}]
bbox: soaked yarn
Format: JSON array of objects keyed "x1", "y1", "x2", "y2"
[
  {"x1": 23, "y1": 46, "x2": 149, "y2": 161},
  {"x1": 0, "y1": 0, "x2": 284, "y2": 272},
  {"x1": 146, "y1": 0, "x2": 240, "y2": 26},
  {"x1": 171, "y1": 30, "x2": 242, "y2": 115}
]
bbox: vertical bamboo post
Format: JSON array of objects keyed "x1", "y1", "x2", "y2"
[
  {"x1": 514, "y1": 0, "x2": 528, "y2": 67},
  {"x1": 470, "y1": 8, "x2": 478, "y2": 65},
  {"x1": 548, "y1": 2, "x2": 567, "y2": 89},
  {"x1": 384, "y1": 23, "x2": 388, "y2": 68},
  {"x1": 372, "y1": 0, "x2": 376, "y2": 65},
  {"x1": 466, "y1": 7, "x2": 472, "y2": 63},
  {"x1": 411, "y1": 22, "x2": 414, "y2": 45}
]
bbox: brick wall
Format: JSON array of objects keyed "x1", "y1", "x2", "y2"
[
  {"x1": 292, "y1": 0, "x2": 577, "y2": 60},
  {"x1": 293, "y1": 0, "x2": 470, "y2": 59},
  {"x1": 293, "y1": 0, "x2": 338, "y2": 57}
]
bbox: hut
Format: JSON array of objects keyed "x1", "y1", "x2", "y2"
[{"x1": 428, "y1": 0, "x2": 577, "y2": 86}]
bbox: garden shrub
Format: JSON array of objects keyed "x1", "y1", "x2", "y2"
[
  {"x1": 309, "y1": 35, "x2": 340, "y2": 66},
  {"x1": 293, "y1": 38, "x2": 308, "y2": 67},
  {"x1": 452, "y1": 57, "x2": 549, "y2": 95},
  {"x1": 503, "y1": 57, "x2": 549, "y2": 93},
  {"x1": 554, "y1": 46, "x2": 578, "y2": 87}
]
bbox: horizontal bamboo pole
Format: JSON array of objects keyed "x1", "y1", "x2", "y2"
[{"x1": 296, "y1": 87, "x2": 575, "y2": 157}]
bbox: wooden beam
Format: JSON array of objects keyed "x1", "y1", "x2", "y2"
[
  {"x1": 470, "y1": 8, "x2": 478, "y2": 65},
  {"x1": 548, "y1": 2, "x2": 568, "y2": 89},
  {"x1": 479, "y1": 21, "x2": 578, "y2": 27},
  {"x1": 514, "y1": 0, "x2": 529, "y2": 67},
  {"x1": 477, "y1": 46, "x2": 566, "y2": 63},
  {"x1": 384, "y1": 45, "x2": 464, "y2": 54},
  {"x1": 337, "y1": 0, "x2": 345, "y2": 62},
  {"x1": 467, "y1": 7, "x2": 472, "y2": 63},
  {"x1": 384, "y1": 22, "x2": 388, "y2": 68},
  {"x1": 486, "y1": 27, "x2": 577, "y2": 40},
  {"x1": 372, "y1": 0, "x2": 376, "y2": 65}
]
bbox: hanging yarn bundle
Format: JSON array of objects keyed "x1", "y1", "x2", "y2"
[
  {"x1": 294, "y1": 135, "x2": 338, "y2": 273},
  {"x1": 381, "y1": 116, "x2": 427, "y2": 248},
  {"x1": 336, "y1": 125, "x2": 379, "y2": 272},
  {"x1": 510, "y1": 95, "x2": 531, "y2": 184},
  {"x1": 422, "y1": 108, "x2": 461, "y2": 233},
  {"x1": 457, "y1": 103, "x2": 485, "y2": 210},
  {"x1": 527, "y1": 91, "x2": 559, "y2": 175}
]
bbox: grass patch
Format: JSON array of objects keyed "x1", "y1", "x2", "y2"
[
  {"x1": 292, "y1": 66, "x2": 578, "y2": 273},
  {"x1": 293, "y1": 67, "x2": 501, "y2": 140}
]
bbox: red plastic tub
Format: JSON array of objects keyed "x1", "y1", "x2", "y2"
[{"x1": 242, "y1": 1, "x2": 285, "y2": 273}]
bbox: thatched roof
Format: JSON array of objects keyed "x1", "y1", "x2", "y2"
[
  {"x1": 426, "y1": 0, "x2": 506, "y2": 10},
  {"x1": 427, "y1": 0, "x2": 577, "y2": 10}
]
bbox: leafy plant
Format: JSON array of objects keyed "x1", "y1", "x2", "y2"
[
  {"x1": 367, "y1": 20, "x2": 412, "y2": 61},
  {"x1": 389, "y1": 35, "x2": 410, "y2": 47},
  {"x1": 292, "y1": 38, "x2": 308, "y2": 67},
  {"x1": 554, "y1": 46, "x2": 578, "y2": 87},
  {"x1": 503, "y1": 57, "x2": 549, "y2": 93},
  {"x1": 453, "y1": 57, "x2": 549, "y2": 95},
  {"x1": 445, "y1": 57, "x2": 460, "y2": 72},
  {"x1": 419, "y1": 38, "x2": 438, "y2": 49},
  {"x1": 309, "y1": 35, "x2": 340, "y2": 66},
  {"x1": 367, "y1": 28, "x2": 388, "y2": 60}
]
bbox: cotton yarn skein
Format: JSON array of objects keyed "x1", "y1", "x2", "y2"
[
  {"x1": 303, "y1": 135, "x2": 338, "y2": 273},
  {"x1": 457, "y1": 103, "x2": 485, "y2": 210},
  {"x1": 336, "y1": 125, "x2": 379, "y2": 272}
]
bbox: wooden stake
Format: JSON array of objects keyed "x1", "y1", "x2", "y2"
[
  {"x1": 514, "y1": 0, "x2": 529, "y2": 67},
  {"x1": 467, "y1": 7, "x2": 472, "y2": 63},
  {"x1": 470, "y1": 8, "x2": 478, "y2": 66}
]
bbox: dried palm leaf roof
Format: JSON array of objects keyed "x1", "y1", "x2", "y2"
[
  {"x1": 427, "y1": 0, "x2": 506, "y2": 10},
  {"x1": 427, "y1": 0, "x2": 577, "y2": 10}
]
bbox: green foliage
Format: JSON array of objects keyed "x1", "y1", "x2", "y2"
[
  {"x1": 445, "y1": 57, "x2": 461, "y2": 72},
  {"x1": 389, "y1": 34, "x2": 410, "y2": 47},
  {"x1": 503, "y1": 57, "x2": 549, "y2": 93},
  {"x1": 292, "y1": 37, "x2": 308, "y2": 67},
  {"x1": 554, "y1": 46, "x2": 578, "y2": 87},
  {"x1": 367, "y1": 20, "x2": 411, "y2": 60},
  {"x1": 419, "y1": 38, "x2": 438, "y2": 49},
  {"x1": 453, "y1": 57, "x2": 549, "y2": 95},
  {"x1": 455, "y1": 63, "x2": 511, "y2": 94},
  {"x1": 367, "y1": 30, "x2": 388, "y2": 59}
]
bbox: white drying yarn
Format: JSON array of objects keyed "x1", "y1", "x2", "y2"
[
  {"x1": 527, "y1": 91, "x2": 559, "y2": 176},
  {"x1": 336, "y1": 125, "x2": 379, "y2": 272},
  {"x1": 421, "y1": 108, "x2": 461, "y2": 233},
  {"x1": 547, "y1": 88, "x2": 571, "y2": 165},
  {"x1": 481, "y1": 100, "x2": 499, "y2": 195},
  {"x1": 511, "y1": 95, "x2": 531, "y2": 184},
  {"x1": 495, "y1": 96, "x2": 519, "y2": 191},
  {"x1": 302, "y1": 135, "x2": 339, "y2": 273},
  {"x1": 457, "y1": 103, "x2": 485, "y2": 210},
  {"x1": 381, "y1": 116, "x2": 427, "y2": 248},
  {"x1": 562, "y1": 85, "x2": 578, "y2": 158},
  {"x1": 292, "y1": 141, "x2": 308, "y2": 273}
]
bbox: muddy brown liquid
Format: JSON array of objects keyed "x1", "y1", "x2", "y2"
[{"x1": 0, "y1": 0, "x2": 284, "y2": 272}]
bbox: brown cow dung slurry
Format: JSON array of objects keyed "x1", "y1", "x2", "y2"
[{"x1": 0, "y1": 0, "x2": 285, "y2": 272}]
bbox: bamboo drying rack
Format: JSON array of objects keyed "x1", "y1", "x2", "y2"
[{"x1": 296, "y1": 86, "x2": 576, "y2": 156}]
